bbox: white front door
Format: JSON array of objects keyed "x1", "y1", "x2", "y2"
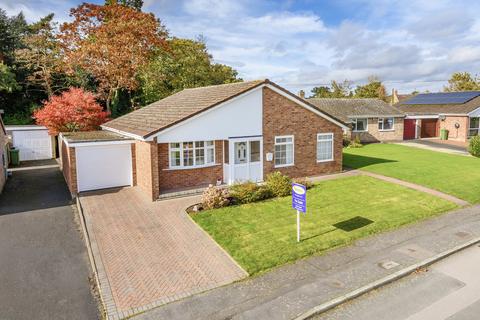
[{"x1": 229, "y1": 138, "x2": 263, "y2": 184}]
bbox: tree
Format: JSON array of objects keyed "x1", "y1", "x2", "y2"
[
  {"x1": 16, "y1": 14, "x2": 62, "y2": 97},
  {"x1": 355, "y1": 76, "x2": 386, "y2": 100},
  {"x1": 59, "y1": 3, "x2": 167, "y2": 111},
  {"x1": 105, "y1": 0, "x2": 143, "y2": 11},
  {"x1": 0, "y1": 9, "x2": 28, "y2": 64},
  {"x1": 33, "y1": 87, "x2": 110, "y2": 134},
  {"x1": 444, "y1": 72, "x2": 480, "y2": 92},
  {"x1": 137, "y1": 37, "x2": 240, "y2": 105},
  {"x1": 0, "y1": 62, "x2": 19, "y2": 92},
  {"x1": 310, "y1": 80, "x2": 352, "y2": 98}
]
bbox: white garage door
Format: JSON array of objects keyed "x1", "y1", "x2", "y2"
[
  {"x1": 76, "y1": 143, "x2": 133, "y2": 192},
  {"x1": 12, "y1": 130, "x2": 53, "y2": 161}
]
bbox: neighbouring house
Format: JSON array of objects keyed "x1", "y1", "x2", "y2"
[
  {"x1": 389, "y1": 89, "x2": 413, "y2": 105},
  {"x1": 0, "y1": 110, "x2": 8, "y2": 193},
  {"x1": 5, "y1": 125, "x2": 57, "y2": 161},
  {"x1": 397, "y1": 91, "x2": 480, "y2": 142},
  {"x1": 60, "y1": 79, "x2": 348, "y2": 200},
  {"x1": 307, "y1": 98, "x2": 405, "y2": 143}
]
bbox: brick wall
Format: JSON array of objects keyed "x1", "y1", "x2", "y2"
[
  {"x1": 263, "y1": 87, "x2": 343, "y2": 178},
  {"x1": 135, "y1": 140, "x2": 159, "y2": 201},
  {"x1": 157, "y1": 140, "x2": 224, "y2": 192},
  {"x1": 61, "y1": 140, "x2": 78, "y2": 194},
  {"x1": 351, "y1": 117, "x2": 404, "y2": 143},
  {"x1": 439, "y1": 116, "x2": 469, "y2": 142}
]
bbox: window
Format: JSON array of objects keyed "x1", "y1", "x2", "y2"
[
  {"x1": 469, "y1": 117, "x2": 480, "y2": 137},
  {"x1": 378, "y1": 117, "x2": 394, "y2": 131},
  {"x1": 250, "y1": 141, "x2": 260, "y2": 162},
  {"x1": 352, "y1": 118, "x2": 368, "y2": 132},
  {"x1": 317, "y1": 133, "x2": 334, "y2": 162},
  {"x1": 169, "y1": 141, "x2": 215, "y2": 168},
  {"x1": 274, "y1": 136, "x2": 294, "y2": 167}
]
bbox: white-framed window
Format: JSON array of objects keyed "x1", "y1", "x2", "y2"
[
  {"x1": 274, "y1": 135, "x2": 294, "y2": 167},
  {"x1": 469, "y1": 117, "x2": 480, "y2": 137},
  {"x1": 352, "y1": 118, "x2": 368, "y2": 132},
  {"x1": 317, "y1": 133, "x2": 334, "y2": 162},
  {"x1": 169, "y1": 141, "x2": 215, "y2": 168},
  {"x1": 378, "y1": 117, "x2": 394, "y2": 131}
]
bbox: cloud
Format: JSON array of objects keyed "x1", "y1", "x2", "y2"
[{"x1": 243, "y1": 12, "x2": 325, "y2": 34}]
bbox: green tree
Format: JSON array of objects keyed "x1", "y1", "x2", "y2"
[
  {"x1": 444, "y1": 72, "x2": 480, "y2": 92},
  {"x1": 137, "y1": 37, "x2": 241, "y2": 105},
  {"x1": 16, "y1": 14, "x2": 62, "y2": 97},
  {"x1": 0, "y1": 62, "x2": 19, "y2": 92},
  {"x1": 311, "y1": 80, "x2": 352, "y2": 98},
  {"x1": 355, "y1": 76, "x2": 386, "y2": 100},
  {"x1": 0, "y1": 9, "x2": 28, "y2": 64}
]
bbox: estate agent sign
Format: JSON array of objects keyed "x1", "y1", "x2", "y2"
[{"x1": 292, "y1": 183, "x2": 307, "y2": 242}]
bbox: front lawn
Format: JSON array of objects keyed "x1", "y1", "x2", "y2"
[
  {"x1": 192, "y1": 176, "x2": 456, "y2": 275},
  {"x1": 344, "y1": 144, "x2": 480, "y2": 203}
]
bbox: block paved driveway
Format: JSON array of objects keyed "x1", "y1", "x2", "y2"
[
  {"x1": 79, "y1": 187, "x2": 247, "y2": 318},
  {"x1": 0, "y1": 167, "x2": 98, "y2": 320}
]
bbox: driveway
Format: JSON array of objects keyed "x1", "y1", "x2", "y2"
[
  {"x1": 0, "y1": 167, "x2": 99, "y2": 320},
  {"x1": 396, "y1": 139, "x2": 469, "y2": 156},
  {"x1": 79, "y1": 187, "x2": 247, "y2": 319}
]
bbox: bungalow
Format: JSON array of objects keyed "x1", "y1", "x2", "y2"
[
  {"x1": 397, "y1": 91, "x2": 480, "y2": 142},
  {"x1": 307, "y1": 98, "x2": 405, "y2": 143},
  {"x1": 60, "y1": 80, "x2": 348, "y2": 200}
]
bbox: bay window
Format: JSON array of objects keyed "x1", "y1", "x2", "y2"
[
  {"x1": 274, "y1": 136, "x2": 294, "y2": 167},
  {"x1": 378, "y1": 117, "x2": 394, "y2": 131},
  {"x1": 352, "y1": 118, "x2": 368, "y2": 132},
  {"x1": 317, "y1": 133, "x2": 334, "y2": 162},
  {"x1": 169, "y1": 141, "x2": 215, "y2": 168}
]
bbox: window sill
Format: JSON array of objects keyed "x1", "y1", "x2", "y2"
[
  {"x1": 379, "y1": 129, "x2": 395, "y2": 132},
  {"x1": 317, "y1": 159, "x2": 334, "y2": 163},
  {"x1": 352, "y1": 130, "x2": 368, "y2": 133},
  {"x1": 274, "y1": 163, "x2": 294, "y2": 168},
  {"x1": 164, "y1": 163, "x2": 220, "y2": 171}
]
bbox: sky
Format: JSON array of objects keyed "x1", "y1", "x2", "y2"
[{"x1": 2, "y1": 0, "x2": 480, "y2": 95}]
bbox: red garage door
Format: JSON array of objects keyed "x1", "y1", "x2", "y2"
[{"x1": 404, "y1": 119, "x2": 416, "y2": 140}]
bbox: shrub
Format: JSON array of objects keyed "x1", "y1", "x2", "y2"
[
  {"x1": 265, "y1": 171, "x2": 292, "y2": 197},
  {"x1": 292, "y1": 177, "x2": 313, "y2": 190},
  {"x1": 348, "y1": 136, "x2": 363, "y2": 148},
  {"x1": 201, "y1": 186, "x2": 230, "y2": 210},
  {"x1": 469, "y1": 136, "x2": 480, "y2": 157},
  {"x1": 230, "y1": 182, "x2": 273, "y2": 204}
]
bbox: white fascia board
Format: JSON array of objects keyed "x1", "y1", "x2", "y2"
[
  {"x1": 405, "y1": 115, "x2": 440, "y2": 119},
  {"x1": 150, "y1": 86, "x2": 263, "y2": 140},
  {"x1": 5, "y1": 125, "x2": 48, "y2": 131},
  {"x1": 467, "y1": 107, "x2": 480, "y2": 117},
  {"x1": 101, "y1": 125, "x2": 147, "y2": 141},
  {"x1": 264, "y1": 84, "x2": 349, "y2": 130},
  {"x1": 69, "y1": 140, "x2": 134, "y2": 148},
  {"x1": 348, "y1": 115, "x2": 405, "y2": 119}
]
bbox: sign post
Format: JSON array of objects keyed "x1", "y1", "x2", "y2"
[{"x1": 292, "y1": 183, "x2": 307, "y2": 242}]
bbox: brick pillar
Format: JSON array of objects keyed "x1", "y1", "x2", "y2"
[{"x1": 135, "y1": 139, "x2": 159, "y2": 201}]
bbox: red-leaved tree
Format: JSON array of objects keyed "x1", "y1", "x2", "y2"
[{"x1": 34, "y1": 88, "x2": 110, "y2": 135}]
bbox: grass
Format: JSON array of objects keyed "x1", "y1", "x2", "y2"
[
  {"x1": 343, "y1": 143, "x2": 480, "y2": 203},
  {"x1": 192, "y1": 175, "x2": 457, "y2": 275}
]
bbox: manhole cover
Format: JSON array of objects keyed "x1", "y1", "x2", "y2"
[{"x1": 379, "y1": 260, "x2": 400, "y2": 270}]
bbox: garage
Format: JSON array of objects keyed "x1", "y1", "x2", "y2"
[
  {"x1": 6, "y1": 125, "x2": 53, "y2": 161},
  {"x1": 60, "y1": 131, "x2": 134, "y2": 193}
]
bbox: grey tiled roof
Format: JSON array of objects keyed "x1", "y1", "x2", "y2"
[
  {"x1": 396, "y1": 95, "x2": 480, "y2": 116},
  {"x1": 103, "y1": 80, "x2": 266, "y2": 138},
  {"x1": 307, "y1": 98, "x2": 404, "y2": 123}
]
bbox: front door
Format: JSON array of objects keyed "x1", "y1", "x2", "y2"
[{"x1": 229, "y1": 138, "x2": 263, "y2": 183}]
